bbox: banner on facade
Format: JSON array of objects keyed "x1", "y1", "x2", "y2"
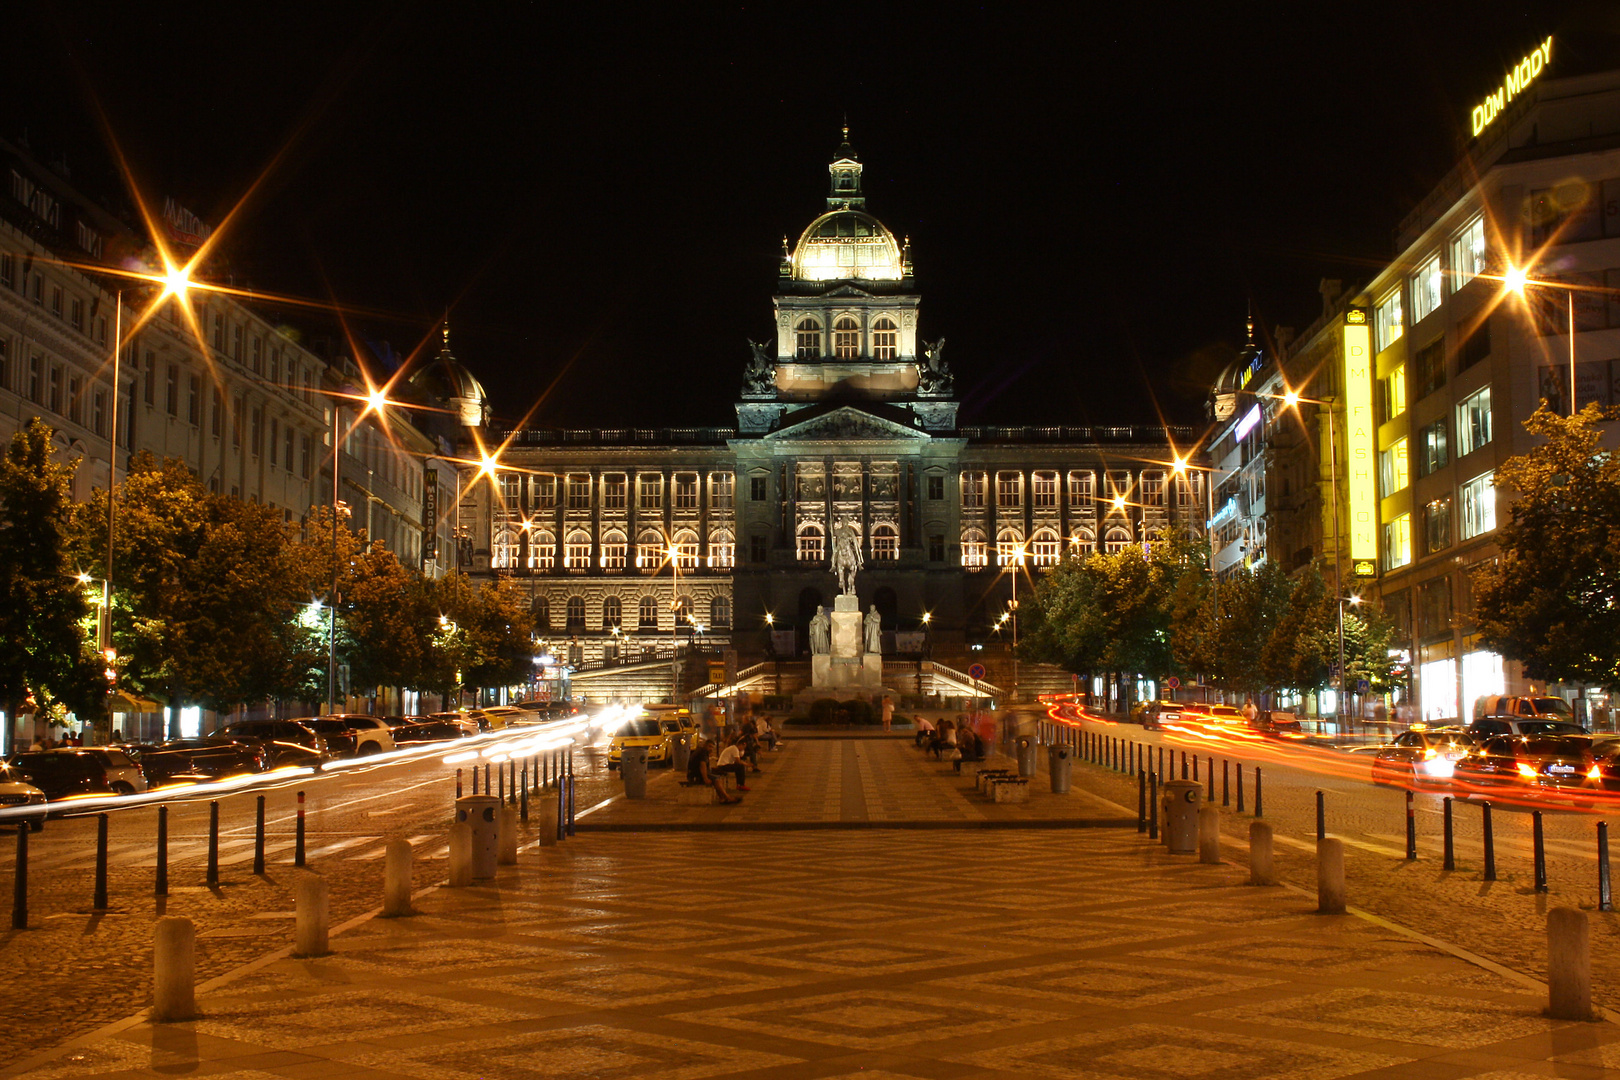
[{"x1": 422, "y1": 467, "x2": 438, "y2": 564}]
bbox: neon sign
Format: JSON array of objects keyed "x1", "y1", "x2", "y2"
[
  {"x1": 1343, "y1": 312, "x2": 1376, "y2": 563},
  {"x1": 1471, "y1": 36, "x2": 1552, "y2": 138}
]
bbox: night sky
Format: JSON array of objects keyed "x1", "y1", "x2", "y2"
[{"x1": 4, "y1": 3, "x2": 1609, "y2": 430}]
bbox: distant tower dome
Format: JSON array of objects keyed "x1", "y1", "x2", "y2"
[
  {"x1": 788, "y1": 125, "x2": 907, "y2": 283},
  {"x1": 409, "y1": 322, "x2": 490, "y2": 428}
]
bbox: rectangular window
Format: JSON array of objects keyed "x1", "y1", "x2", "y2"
[
  {"x1": 96, "y1": 316, "x2": 107, "y2": 344},
  {"x1": 1412, "y1": 337, "x2": 1445, "y2": 398},
  {"x1": 1140, "y1": 470, "x2": 1165, "y2": 508},
  {"x1": 231, "y1": 397, "x2": 243, "y2": 449},
  {"x1": 1104, "y1": 470, "x2": 1131, "y2": 511},
  {"x1": 639, "y1": 474, "x2": 663, "y2": 510},
  {"x1": 796, "y1": 322, "x2": 820, "y2": 359},
  {"x1": 212, "y1": 314, "x2": 224, "y2": 353},
  {"x1": 1069, "y1": 470, "x2": 1095, "y2": 505},
  {"x1": 833, "y1": 320, "x2": 859, "y2": 358},
  {"x1": 749, "y1": 534, "x2": 768, "y2": 563},
  {"x1": 567, "y1": 473, "x2": 592, "y2": 510},
  {"x1": 928, "y1": 533, "x2": 946, "y2": 562},
  {"x1": 500, "y1": 474, "x2": 521, "y2": 513},
  {"x1": 1458, "y1": 321, "x2": 1490, "y2": 372},
  {"x1": 70, "y1": 298, "x2": 82, "y2": 332},
  {"x1": 797, "y1": 530, "x2": 824, "y2": 562},
  {"x1": 269, "y1": 418, "x2": 279, "y2": 465},
  {"x1": 48, "y1": 365, "x2": 62, "y2": 413},
  {"x1": 565, "y1": 537, "x2": 591, "y2": 570},
  {"x1": 531, "y1": 475, "x2": 556, "y2": 509},
  {"x1": 1417, "y1": 418, "x2": 1448, "y2": 478},
  {"x1": 603, "y1": 474, "x2": 627, "y2": 510},
  {"x1": 0, "y1": 338, "x2": 7, "y2": 391},
  {"x1": 1380, "y1": 439, "x2": 1408, "y2": 496},
  {"x1": 1456, "y1": 387, "x2": 1492, "y2": 457},
  {"x1": 300, "y1": 435, "x2": 311, "y2": 478},
  {"x1": 231, "y1": 325, "x2": 242, "y2": 361},
  {"x1": 1376, "y1": 290, "x2": 1404, "y2": 353},
  {"x1": 165, "y1": 364, "x2": 179, "y2": 417},
  {"x1": 1032, "y1": 471, "x2": 1057, "y2": 508},
  {"x1": 269, "y1": 351, "x2": 280, "y2": 388},
  {"x1": 50, "y1": 285, "x2": 62, "y2": 318},
  {"x1": 1410, "y1": 254, "x2": 1442, "y2": 323},
  {"x1": 872, "y1": 321, "x2": 897, "y2": 360},
  {"x1": 1460, "y1": 472, "x2": 1496, "y2": 540},
  {"x1": 143, "y1": 352, "x2": 156, "y2": 405},
  {"x1": 674, "y1": 474, "x2": 698, "y2": 509},
  {"x1": 996, "y1": 471, "x2": 1022, "y2": 508},
  {"x1": 872, "y1": 529, "x2": 898, "y2": 560},
  {"x1": 26, "y1": 355, "x2": 40, "y2": 402},
  {"x1": 1175, "y1": 472, "x2": 1201, "y2": 509},
  {"x1": 1423, "y1": 496, "x2": 1452, "y2": 555},
  {"x1": 0, "y1": 253, "x2": 11, "y2": 289},
  {"x1": 750, "y1": 475, "x2": 768, "y2": 502},
  {"x1": 29, "y1": 274, "x2": 41, "y2": 304},
  {"x1": 284, "y1": 427, "x2": 295, "y2": 472},
  {"x1": 961, "y1": 534, "x2": 986, "y2": 569},
  {"x1": 187, "y1": 374, "x2": 200, "y2": 426},
  {"x1": 1450, "y1": 215, "x2": 1487, "y2": 288},
  {"x1": 709, "y1": 537, "x2": 734, "y2": 568},
  {"x1": 709, "y1": 472, "x2": 733, "y2": 509},
  {"x1": 251, "y1": 336, "x2": 262, "y2": 374},
  {"x1": 92, "y1": 390, "x2": 105, "y2": 437},
  {"x1": 600, "y1": 538, "x2": 626, "y2": 570},
  {"x1": 1384, "y1": 513, "x2": 1411, "y2": 571},
  {"x1": 250, "y1": 406, "x2": 262, "y2": 457},
  {"x1": 961, "y1": 471, "x2": 985, "y2": 509},
  {"x1": 67, "y1": 375, "x2": 81, "y2": 424},
  {"x1": 212, "y1": 388, "x2": 224, "y2": 437},
  {"x1": 926, "y1": 474, "x2": 944, "y2": 501},
  {"x1": 1383, "y1": 365, "x2": 1407, "y2": 422}
]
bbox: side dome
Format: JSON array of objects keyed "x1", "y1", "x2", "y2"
[
  {"x1": 791, "y1": 210, "x2": 904, "y2": 282},
  {"x1": 409, "y1": 326, "x2": 490, "y2": 428}
]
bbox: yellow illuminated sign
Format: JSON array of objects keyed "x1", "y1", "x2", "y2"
[
  {"x1": 1343, "y1": 314, "x2": 1377, "y2": 563},
  {"x1": 1471, "y1": 36, "x2": 1552, "y2": 137}
]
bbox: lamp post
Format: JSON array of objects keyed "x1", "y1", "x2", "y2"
[{"x1": 1502, "y1": 264, "x2": 1578, "y2": 416}]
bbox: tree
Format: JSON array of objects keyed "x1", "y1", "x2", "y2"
[
  {"x1": 0, "y1": 420, "x2": 103, "y2": 730},
  {"x1": 1473, "y1": 402, "x2": 1620, "y2": 688}
]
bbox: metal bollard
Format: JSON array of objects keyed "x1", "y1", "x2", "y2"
[
  {"x1": 152, "y1": 916, "x2": 196, "y2": 1022},
  {"x1": 1254, "y1": 767, "x2": 1263, "y2": 816},
  {"x1": 94, "y1": 813, "x2": 109, "y2": 910},
  {"x1": 1192, "y1": 754, "x2": 1199, "y2": 782},
  {"x1": 1198, "y1": 804, "x2": 1220, "y2": 864},
  {"x1": 497, "y1": 761, "x2": 504, "y2": 802},
  {"x1": 207, "y1": 800, "x2": 220, "y2": 887},
  {"x1": 1547, "y1": 907, "x2": 1594, "y2": 1021},
  {"x1": 1181, "y1": 751, "x2": 1188, "y2": 780},
  {"x1": 1533, "y1": 810, "x2": 1548, "y2": 892},
  {"x1": 253, "y1": 795, "x2": 265, "y2": 876},
  {"x1": 520, "y1": 764, "x2": 529, "y2": 822},
  {"x1": 1249, "y1": 820, "x2": 1276, "y2": 885},
  {"x1": 295, "y1": 790, "x2": 307, "y2": 867},
  {"x1": 1600, "y1": 822, "x2": 1613, "y2": 913},
  {"x1": 447, "y1": 821, "x2": 474, "y2": 886},
  {"x1": 1482, "y1": 801, "x2": 1497, "y2": 881},
  {"x1": 1222, "y1": 759, "x2": 1230, "y2": 806},
  {"x1": 484, "y1": 763, "x2": 491, "y2": 799},
  {"x1": 472, "y1": 765, "x2": 479, "y2": 795},
  {"x1": 1236, "y1": 763, "x2": 1245, "y2": 813},
  {"x1": 156, "y1": 804, "x2": 169, "y2": 895},
  {"x1": 383, "y1": 839, "x2": 413, "y2": 917},
  {"x1": 1148, "y1": 772, "x2": 1159, "y2": 841},
  {"x1": 12, "y1": 823, "x2": 27, "y2": 929},
  {"x1": 1316, "y1": 790, "x2": 1325, "y2": 841},
  {"x1": 1405, "y1": 790, "x2": 1417, "y2": 861},
  {"x1": 1317, "y1": 837, "x2": 1347, "y2": 914},
  {"x1": 294, "y1": 873, "x2": 330, "y2": 957},
  {"x1": 1207, "y1": 757, "x2": 1215, "y2": 800},
  {"x1": 499, "y1": 806, "x2": 519, "y2": 865},
  {"x1": 567, "y1": 755, "x2": 576, "y2": 835},
  {"x1": 1442, "y1": 797, "x2": 1455, "y2": 872},
  {"x1": 535, "y1": 791, "x2": 559, "y2": 847},
  {"x1": 1137, "y1": 770, "x2": 1147, "y2": 833},
  {"x1": 456, "y1": 768, "x2": 463, "y2": 800},
  {"x1": 556, "y1": 778, "x2": 566, "y2": 842}
]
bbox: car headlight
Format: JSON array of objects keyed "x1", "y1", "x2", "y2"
[
  {"x1": 1423, "y1": 757, "x2": 1455, "y2": 778},
  {"x1": 1588, "y1": 764, "x2": 1604, "y2": 780},
  {"x1": 1517, "y1": 762, "x2": 1538, "y2": 779}
]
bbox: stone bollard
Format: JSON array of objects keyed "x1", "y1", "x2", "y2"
[
  {"x1": 499, "y1": 806, "x2": 519, "y2": 866},
  {"x1": 448, "y1": 821, "x2": 475, "y2": 886},
  {"x1": 1547, "y1": 906, "x2": 1594, "y2": 1021},
  {"x1": 382, "y1": 840, "x2": 414, "y2": 917},
  {"x1": 152, "y1": 916, "x2": 196, "y2": 1022},
  {"x1": 1198, "y1": 804, "x2": 1221, "y2": 864},
  {"x1": 1249, "y1": 821, "x2": 1276, "y2": 886},
  {"x1": 294, "y1": 873, "x2": 330, "y2": 957},
  {"x1": 534, "y1": 798, "x2": 559, "y2": 848},
  {"x1": 1317, "y1": 837, "x2": 1346, "y2": 914}
]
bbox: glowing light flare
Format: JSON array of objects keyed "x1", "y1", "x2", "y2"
[{"x1": 1502, "y1": 263, "x2": 1529, "y2": 294}]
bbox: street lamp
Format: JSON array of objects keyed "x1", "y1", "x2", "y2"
[{"x1": 1501, "y1": 263, "x2": 1578, "y2": 416}]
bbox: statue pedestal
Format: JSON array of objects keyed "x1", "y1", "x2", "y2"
[{"x1": 810, "y1": 593, "x2": 881, "y2": 690}]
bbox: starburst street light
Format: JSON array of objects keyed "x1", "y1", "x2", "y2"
[{"x1": 1498, "y1": 261, "x2": 1579, "y2": 416}]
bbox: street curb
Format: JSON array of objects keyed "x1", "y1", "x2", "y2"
[{"x1": 574, "y1": 818, "x2": 1137, "y2": 833}]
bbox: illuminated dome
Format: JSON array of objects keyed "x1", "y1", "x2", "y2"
[
  {"x1": 791, "y1": 210, "x2": 904, "y2": 282},
  {"x1": 409, "y1": 324, "x2": 490, "y2": 428}
]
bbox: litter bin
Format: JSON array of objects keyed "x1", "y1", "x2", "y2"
[
  {"x1": 621, "y1": 745, "x2": 649, "y2": 799},
  {"x1": 1016, "y1": 736, "x2": 1038, "y2": 778},
  {"x1": 670, "y1": 734, "x2": 690, "y2": 774},
  {"x1": 455, "y1": 794, "x2": 501, "y2": 880},
  {"x1": 1048, "y1": 744, "x2": 1072, "y2": 794},
  {"x1": 1161, "y1": 779, "x2": 1204, "y2": 854}
]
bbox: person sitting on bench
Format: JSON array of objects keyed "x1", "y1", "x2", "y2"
[
  {"x1": 914, "y1": 715, "x2": 936, "y2": 748},
  {"x1": 687, "y1": 736, "x2": 741, "y2": 803},
  {"x1": 715, "y1": 736, "x2": 753, "y2": 790}
]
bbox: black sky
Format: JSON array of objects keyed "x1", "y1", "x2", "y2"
[{"x1": 4, "y1": 2, "x2": 1610, "y2": 429}]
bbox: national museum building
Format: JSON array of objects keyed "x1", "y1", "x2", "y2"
[{"x1": 462, "y1": 134, "x2": 1198, "y2": 684}]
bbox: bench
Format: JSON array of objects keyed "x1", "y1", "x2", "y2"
[
  {"x1": 975, "y1": 768, "x2": 1014, "y2": 793},
  {"x1": 953, "y1": 747, "x2": 988, "y2": 774},
  {"x1": 989, "y1": 776, "x2": 1031, "y2": 804},
  {"x1": 678, "y1": 781, "x2": 719, "y2": 805}
]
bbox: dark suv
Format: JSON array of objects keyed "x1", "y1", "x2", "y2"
[
  {"x1": 11, "y1": 748, "x2": 146, "y2": 799},
  {"x1": 220, "y1": 720, "x2": 330, "y2": 760}
]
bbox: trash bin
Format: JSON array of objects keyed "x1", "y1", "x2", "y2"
[
  {"x1": 454, "y1": 795, "x2": 501, "y2": 880},
  {"x1": 1016, "y1": 736, "x2": 1037, "y2": 778},
  {"x1": 1161, "y1": 779, "x2": 1204, "y2": 854},
  {"x1": 1048, "y1": 744, "x2": 1072, "y2": 794},
  {"x1": 621, "y1": 745, "x2": 649, "y2": 799},
  {"x1": 670, "y1": 734, "x2": 690, "y2": 774}
]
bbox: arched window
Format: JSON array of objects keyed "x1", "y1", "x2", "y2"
[
  {"x1": 797, "y1": 523, "x2": 824, "y2": 563},
  {"x1": 600, "y1": 529, "x2": 627, "y2": 571},
  {"x1": 673, "y1": 595, "x2": 691, "y2": 627},
  {"x1": 833, "y1": 316, "x2": 860, "y2": 359},
  {"x1": 710, "y1": 595, "x2": 732, "y2": 629},
  {"x1": 1104, "y1": 526, "x2": 1131, "y2": 554},
  {"x1": 565, "y1": 595, "x2": 586, "y2": 630},
  {"x1": 672, "y1": 529, "x2": 699, "y2": 571},
  {"x1": 997, "y1": 527, "x2": 1025, "y2": 566},
  {"x1": 1071, "y1": 528, "x2": 1096, "y2": 556},
  {"x1": 533, "y1": 596, "x2": 551, "y2": 631},
  {"x1": 795, "y1": 318, "x2": 821, "y2": 359},
  {"x1": 527, "y1": 529, "x2": 555, "y2": 571},
  {"x1": 1030, "y1": 528, "x2": 1060, "y2": 566},
  {"x1": 961, "y1": 527, "x2": 987, "y2": 570},
  {"x1": 564, "y1": 530, "x2": 592, "y2": 570},
  {"x1": 491, "y1": 525, "x2": 517, "y2": 569},
  {"x1": 636, "y1": 530, "x2": 664, "y2": 572},
  {"x1": 871, "y1": 523, "x2": 899, "y2": 560},
  {"x1": 872, "y1": 316, "x2": 898, "y2": 360},
  {"x1": 602, "y1": 595, "x2": 622, "y2": 629},
  {"x1": 638, "y1": 595, "x2": 659, "y2": 629},
  {"x1": 708, "y1": 528, "x2": 734, "y2": 568}
]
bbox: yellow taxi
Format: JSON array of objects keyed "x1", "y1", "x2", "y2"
[{"x1": 607, "y1": 713, "x2": 677, "y2": 770}]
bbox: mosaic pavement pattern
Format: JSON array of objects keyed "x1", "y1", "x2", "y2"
[{"x1": 10, "y1": 746, "x2": 1620, "y2": 1079}]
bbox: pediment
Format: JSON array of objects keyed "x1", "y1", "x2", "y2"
[
  {"x1": 764, "y1": 403, "x2": 928, "y2": 442},
  {"x1": 823, "y1": 283, "x2": 875, "y2": 297}
]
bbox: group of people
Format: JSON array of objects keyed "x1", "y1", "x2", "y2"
[
  {"x1": 686, "y1": 716, "x2": 775, "y2": 804},
  {"x1": 27, "y1": 730, "x2": 85, "y2": 750},
  {"x1": 917, "y1": 715, "x2": 986, "y2": 764}
]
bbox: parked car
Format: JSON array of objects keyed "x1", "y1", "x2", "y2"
[
  {"x1": 480, "y1": 705, "x2": 540, "y2": 729},
  {"x1": 11, "y1": 748, "x2": 148, "y2": 799},
  {"x1": 607, "y1": 716, "x2": 675, "y2": 769},
  {"x1": 315, "y1": 714, "x2": 396, "y2": 755},
  {"x1": 0, "y1": 762, "x2": 47, "y2": 829},
  {"x1": 1469, "y1": 696, "x2": 1585, "y2": 737},
  {"x1": 1253, "y1": 711, "x2": 1304, "y2": 738},
  {"x1": 1370, "y1": 729, "x2": 1476, "y2": 784},
  {"x1": 139, "y1": 738, "x2": 267, "y2": 785},
  {"x1": 428, "y1": 711, "x2": 483, "y2": 736},
  {"x1": 391, "y1": 719, "x2": 474, "y2": 745},
  {"x1": 220, "y1": 720, "x2": 330, "y2": 759},
  {"x1": 1141, "y1": 701, "x2": 1187, "y2": 730},
  {"x1": 1453, "y1": 734, "x2": 1602, "y2": 793}
]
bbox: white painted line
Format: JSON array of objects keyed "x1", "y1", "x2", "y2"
[{"x1": 296, "y1": 835, "x2": 378, "y2": 860}]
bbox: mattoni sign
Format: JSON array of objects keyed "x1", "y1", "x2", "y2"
[
  {"x1": 1471, "y1": 36, "x2": 1552, "y2": 138},
  {"x1": 1342, "y1": 311, "x2": 1377, "y2": 564}
]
